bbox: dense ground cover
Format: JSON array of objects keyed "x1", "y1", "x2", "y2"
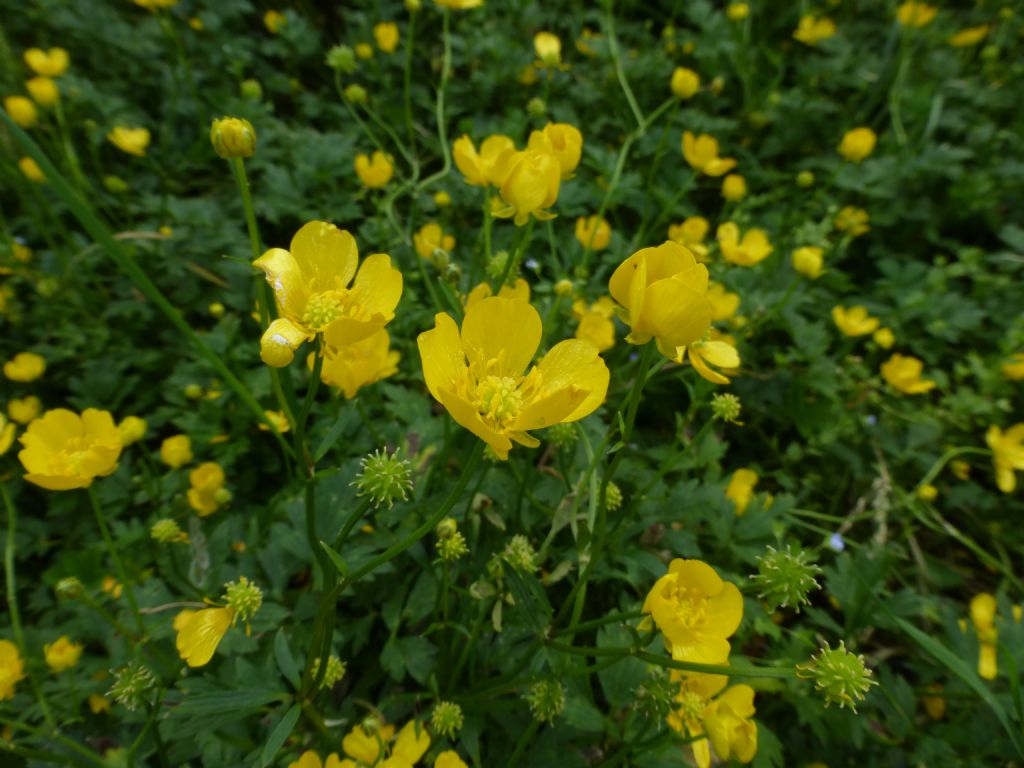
[{"x1": 2, "y1": 0, "x2": 1023, "y2": 766}]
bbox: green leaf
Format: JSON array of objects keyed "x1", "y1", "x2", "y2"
[
  {"x1": 502, "y1": 563, "x2": 553, "y2": 636},
  {"x1": 173, "y1": 689, "x2": 286, "y2": 718},
  {"x1": 260, "y1": 703, "x2": 301, "y2": 767},
  {"x1": 313, "y1": 408, "x2": 357, "y2": 462},
  {"x1": 274, "y1": 628, "x2": 300, "y2": 689},
  {"x1": 320, "y1": 540, "x2": 349, "y2": 577}
]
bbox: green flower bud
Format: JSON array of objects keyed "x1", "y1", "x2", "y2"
[
  {"x1": 546, "y1": 422, "x2": 577, "y2": 448},
  {"x1": 103, "y1": 175, "x2": 129, "y2": 193},
  {"x1": 527, "y1": 97, "x2": 547, "y2": 117},
  {"x1": 796, "y1": 170, "x2": 815, "y2": 188},
  {"x1": 524, "y1": 680, "x2": 565, "y2": 723},
  {"x1": 54, "y1": 576, "x2": 84, "y2": 600},
  {"x1": 311, "y1": 655, "x2": 347, "y2": 689},
  {"x1": 605, "y1": 482, "x2": 623, "y2": 512},
  {"x1": 486, "y1": 251, "x2": 509, "y2": 282},
  {"x1": 797, "y1": 641, "x2": 877, "y2": 712},
  {"x1": 109, "y1": 662, "x2": 155, "y2": 711},
  {"x1": 710, "y1": 392, "x2": 743, "y2": 424},
  {"x1": 501, "y1": 535, "x2": 537, "y2": 574},
  {"x1": 353, "y1": 448, "x2": 414, "y2": 509},
  {"x1": 222, "y1": 576, "x2": 263, "y2": 624},
  {"x1": 210, "y1": 117, "x2": 256, "y2": 159},
  {"x1": 240, "y1": 79, "x2": 263, "y2": 101},
  {"x1": 343, "y1": 83, "x2": 368, "y2": 104},
  {"x1": 750, "y1": 545, "x2": 822, "y2": 612},
  {"x1": 431, "y1": 700, "x2": 464, "y2": 739},
  {"x1": 633, "y1": 667, "x2": 679, "y2": 721},
  {"x1": 326, "y1": 45, "x2": 358, "y2": 74},
  {"x1": 150, "y1": 518, "x2": 188, "y2": 544}
]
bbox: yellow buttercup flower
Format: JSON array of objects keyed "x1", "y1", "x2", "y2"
[
  {"x1": 1000, "y1": 352, "x2": 1024, "y2": 381},
  {"x1": 725, "y1": 468, "x2": 758, "y2": 515},
  {"x1": 572, "y1": 297, "x2": 616, "y2": 352},
  {"x1": 287, "y1": 751, "x2": 344, "y2": 768},
  {"x1": 881, "y1": 354, "x2": 936, "y2": 395},
  {"x1": 187, "y1": 462, "x2": 228, "y2": 516},
  {"x1": 832, "y1": 305, "x2": 879, "y2": 336},
  {"x1": 133, "y1": 0, "x2": 179, "y2": 9},
  {"x1": 392, "y1": 721, "x2": 431, "y2": 765},
  {"x1": 417, "y1": 296, "x2": 609, "y2": 460},
  {"x1": 318, "y1": 329, "x2": 400, "y2": 399},
  {"x1": 717, "y1": 222, "x2": 773, "y2": 266},
  {"x1": 534, "y1": 31, "x2": 561, "y2": 67},
  {"x1": 4, "y1": 352, "x2": 45, "y2": 382},
  {"x1": 838, "y1": 127, "x2": 876, "y2": 163},
  {"x1": 160, "y1": 434, "x2": 193, "y2": 468},
  {"x1": 210, "y1": 117, "x2": 256, "y2": 159},
  {"x1": 793, "y1": 15, "x2": 836, "y2": 46},
  {"x1": 527, "y1": 123, "x2": 583, "y2": 180},
  {"x1": 897, "y1": 1, "x2": 937, "y2": 28},
  {"x1": 258, "y1": 410, "x2": 291, "y2": 434},
  {"x1": 682, "y1": 132, "x2": 737, "y2": 176},
  {"x1": 8, "y1": 396, "x2": 42, "y2": 424},
  {"x1": 873, "y1": 327, "x2": 895, "y2": 349},
  {"x1": 986, "y1": 424, "x2": 1024, "y2": 493},
  {"x1": 107, "y1": 126, "x2": 151, "y2": 157},
  {"x1": 791, "y1": 246, "x2": 824, "y2": 278},
  {"x1": 435, "y1": 752, "x2": 468, "y2": 768},
  {"x1": 0, "y1": 415, "x2": 15, "y2": 456},
  {"x1": 343, "y1": 723, "x2": 397, "y2": 764},
  {"x1": 681, "y1": 336, "x2": 740, "y2": 385},
  {"x1": 726, "y1": 3, "x2": 749, "y2": 21},
  {"x1": 608, "y1": 241, "x2": 712, "y2": 358},
  {"x1": 671, "y1": 67, "x2": 700, "y2": 99},
  {"x1": 721, "y1": 174, "x2": 746, "y2": 202},
  {"x1": 465, "y1": 278, "x2": 530, "y2": 307},
  {"x1": 575, "y1": 216, "x2": 610, "y2": 250},
  {"x1": 253, "y1": 220, "x2": 403, "y2": 367},
  {"x1": 668, "y1": 216, "x2": 710, "y2": 260},
  {"x1": 4, "y1": 96, "x2": 38, "y2": 128},
  {"x1": 434, "y1": 0, "x2": 483, "y2": 10},
  {"x1": 707, "y1": 282, "x2": 739, "y2": 322},
  {"x1": 835, "y1": 206, "x2": 870, "y2": 236},
  {"x1": 175, "y1": 607, "x2": 234, "y2": 667},
  {"x1": 453, "y1": 134, "x2": 516, "y2": 186},
  {"x1": 88, "y1": 694, "x2": 111, "y2": 714},
  {"x1": 433, "y1": 190, "x2": 451, "y2": 207},
  {"x1": 949, "y1": 25, "x2": 989, "y2": 47},
  {"x1": 667, "y1": 671, "x2": 758, "y2": 768},
  {"x1": 414, "y1": 222, "x2": 455, "y2": 260},
  {"x1": 24, "y1": 48, "x2": 69, "y2": 77},
  {"x1": 264, "y1": 10, "x2": 286, "y2": 33},
  {"x1": 0, "y1": 640, "x2": 26, "y2": 701},
  {"x1": 18, "y1": 409, "x2": 122, "y2": 491},
  {"x1": 969, "y1": 593, "x2": 998, "y2": 679},
  {"x1": 19, "y1": 157, "x2": 46, "y2": 183},
  {"x1": 643, "y1": 558, "x2": 743, "y2": 664},
  {"x1": 44, "y1": 636, "x2": 83, "y2": 672},
  {"x1": 356, "y1": 43, "x2": 374, "y2": 60},
  {"x1": 117, "y1": 416, "x2": 148, "y2": 445},
  {"x1": 375, "y1": 22, "x2": 400, "y2": 53},
  {"x1": 355, "y1": 151, "x2": 395, "y2": 188},
  {"x1": 492, "y1": 149, "x2": 561, "y2": 225}
]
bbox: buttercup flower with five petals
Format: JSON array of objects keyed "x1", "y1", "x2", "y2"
[
  {"x1": 253, "y1": 220, "x2": 403, "y2": 367},
  {"x1": 18, "y1": 409, "x2": 122, "y2": 491},
  {"x1": 717, "y1": 222, "x2": 773, "y2": 267},
  {"x1": 643, "y1": 558, "x2": 744, "y2": 663},
  {"x1": 608, "y1": 242, "x2": 712, "y2": 359},
  {"x1": 682, "y1": 132, "x2": 736, "y2": 176},
  {"x1": 986, "y1": 424, "x2": 1024, "y2": 494},
  {"x1": 317, "y1": 329, "x2": 400, "y2": 399},
  {"x1": 417, "y1": 296, "x2": 609, "y2": 460},
  {"x1": 880, "y1": 354, "x2": 936, "y2": 395}
]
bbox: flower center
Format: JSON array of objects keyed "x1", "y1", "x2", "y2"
[
  {"x1": 476, "y1": 375, "x2": 523, "y2": 426},
  {"x1": 676, "y1": 690, "x2": 707, "y2": 728},
  {"x1": 668, "y1": 585, "x2": 708, "y2": 629},
  {"x1": 303, "y1": 291, "x2": 346, "y2": 330}
]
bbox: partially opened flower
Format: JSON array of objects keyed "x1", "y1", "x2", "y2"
[
  {"x1": 717, "y1": 223, "x2": 773, "y2": 266},
  {"x1": 4, "y1": 352, "x2": 45, "y2": 382},
  {"x1": 725, "y1": 468, "x2": 758, "y2": 515},
  {"x1": 681, "y1": 335, "x2": 740, "y2": 385},
  {"x1": 832, "y1": 305, "x2": 879, "y2": 336},
  {"x1": 107, "y1": 126, "x2": 151, "y2": 157},
  {"x1": 682, "y1": 132, "x2": 736, "y2": 176},
  {"x1": 187, "y1": 462, "x2": 229, "y2": 516},
  {"x1": 318, "y1": 329, "x2": 400, "y2": 399},
  {"x1": 668, "y1": 216, "x2": 710, "y2": 260},
  {"x1": 643, "y1": 558, "x2": 743, "y2": 663},
  {"x1": 4, "y1": 96, "x2": 38, "y2": 129},
  {"x1": 453, "y1": 134, "x2": 516, "y2": 186},
  {"x1": 0, "y1": 640, "x2": 26, "y2": 701},
  {"x1": 355, "y1": 151, "x2": 395, "y2": 188},
  {"x1": 986, "y1": 424, "x2": 1024, "y2": 493},
  {"x1": 949, "y1": 25, "x2": 989, "y2": 47},
  {"x1": 464, "y1": 278, "x2": 530, "y2": 307},
  {"x1": 417, "y1": 297, "x2": 609, "y2": 459},
  {"x1": 527, "y1": 122, "x2": 583, "y2": 179},
  {"x1": 575, "y1": 216, "x2": 610, "y2": 250},
  {"x1": 880, "y1": 354, "x2": 936, "y2": 395},
  {"x1": 374, "y1": 22, "x2": 400, "y2": 54},
  {"x1": 24, "y1": 48, "x2": 69, "y2": 77},
  {"x1": 572, "y1": 297, "x2": 616, "y2": 352},
  {"x1": 44, "y1": 636, "x2": 83, "y2": 672},
  {"x1": 897, "y1": 1, "x2": 937, "y2": 27},
  {"x1": 414, "y1": 223, "x2": 455, "y2": 260},
  {"x1": 343, "y1": 722, "x2": 397, "y2": 764},
  {"x1": 707, "y1": 282, "x2": 740, "y2": 322},
  {"x1": 26, "y1": 77, "x2": 59, "y2": 106},
  {"x1": 253, "y1": 221, "x2": 403, "y2": 367},
  {"x1": 533, "y1": 31, "x2": 561, "y2": 67},
  {"x1": 838, "y1": 127, "x2": 876, "y2": 162},
  {"x1": 18, "y1": 409, "x2": 122, "y2": 491},
  {"x1": 834, "y1": 206, "x2": 870, "y2": 236},
  {"x1": 608, "y1": 242, "x2": 712, "y2": 358},
  {"x1": 492, "y1": 149, "x2": 561, "y2": 225}
]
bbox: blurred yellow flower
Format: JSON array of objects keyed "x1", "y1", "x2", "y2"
[
  {"x1": 970, "y1": 593, "x2": 998, "y2": 679},
  {"x1": 107, "y1": 126, "x2": 151, "y2": 157},
  {"x1": 393, "y1": 721, "x2": 431, "y2": 765},
  {"x1": 287, "y1": 752, "x2": 344, "y2": 768},
  {"x1": 949, "y1": 25, "x2": 989, "y2": 47},
  {"x1": 465, "y1": 278, "x2": 530, "y2": 307},
  {"x1": 575, "y1": 215, "x2": 611, "y2": 250},
  {"x1": 873, "y1": 327, "x2": 895, "y2": 349},
  {"x1": 726, "y1": 3, "x2": 749, "y2": 21},
  {"x1": 609, "y1": 242, "x2": 712, "y2": 358},
  {"x1": 834, "y1": 206, "x2": 870, "y2": 236},
  {"x1": 433, "y1": 190, "x2": 451, "y2": 207},
  {"x1": 4, "y1": 96, "x2": 38, "y2": 128},
  {"x1": 838, "y1": 127, "x2": 876, "y2": 162},
  {"x1": 8, "y1": 396, "x2": 41, "y2": 424},
  {"x1": 133, "y1": 0, "x2": 179, "y2": 9},
  {"x1": 681, "y1": 336, "x2": 741, "y2": 385},
  {"x1": 160, "y1": 434, "x2": 193, "y2": 468},
  {"x1": 253, "y1": 220, "x2": 403, "y2": 367},
  {"x1": 355, "y1": 151, "x2": 395, "y2": 188},
  {"x1": 717, "y1": 222, "x2": 773, "y2": 266},
  {"x1": 643, "y1": 558, "x2": 743, "y2": 663},
  {"x1": 667, "y1": 671, "x2": 758, "y2": 768},
  {"x1": 897, "y1": 2, "x2": 937, "y2": 28},
  {"x1": 671, "y1": 67, "x2": 700, "y2": 99},
  {"x1": 19, "y1": 157, "x2": 46, "y2": 183},
  {"x1": 721, "y1": 174, "x2": 747, "y2": 202},
  {"x1": 257, "y1": 410, "x2": 291, "y2": 434},
  {"x1": 1000, "y1": 353, "x2": 1024, "y2": 381},
  {"x1": 572, "y1": 297, "x2": 616, "y2": 352},
  {"x1": 668, "y1": 216, "x2": 710, "y2": 259},
  {"x1": 88, "y1": 693, "x2": 111, "y2": 714},
  {"x1": 344, "y1": 723, "x2": 397, "y2": 764},
  {"x1": 0, "y1": 640, "x2": 26, "y2": 701},
  {"x1": 210, "y1": 117, "x2": 256, "y2": 159},
  {"x1": 4, "y1": 351, "x2": 46, "y2": 382},
  {"x1": 18, "y1": 409, "x2": 122, "y2": 491},
  {"x1": 264, "y1": 10, "x2": 286, "y2": 33},
  {"x1": 792, "y1": 246, "x2": 824, "y2": 278},
  {"x1": 707, "y1": 282, "x2": 740, "y2": 322},
  {"x1": 0, "y1": 415, "x2": 15, "y2": 456},
  {"x1": 417, "y1": 296, "x2": 609, "y2": 459},
  {"x1": 435, "y1": 0, "x2": 483, "y2": 8},
  {"x1": 986, "y1": 424, "x2": 1024, "y2": 494},
  {"x1": 534, "y1": 31, "x2": 561, "y2": 67},
  {"x1": 175, "y1": 607, "x2": 233, "y2": 667},
  {"x1": 453, "y1": 134, "x2": 516, "y2": 186},
  {"x1": 917, "y1": 484, "x2": 938, "y2": 501},
  {"x1": 188, "y1": 462, "x2": 228, "y2": 516},
  {"x1": 682, "y1": 132, "x2": 737, "y2": 176},
  {"x1": 832, "y1": 305, "x2": 879, "y2": 336},
  {"x1": 117, "y1": 416, "x2": 147, "y2": 445},
  {"x1": 414, "y1": 222, "x2": 455, "y2": 260},
  {"x1": 319, "y1": 329, "x2": 400, "y2": 399},
  {"x1": 375, "y1": 22, "x2": 400, "y2": 53},
  {"x1": 44, "y1": 636, "x2": 82, "y2": 672},
  {"x1": 356, "y1": 43, "x2": 374, "y2": 60},
  {"x1": 726, "y1": 468, "x2": 758, "y2": 515},
  {"x1": 492, "y1": 149, "x2": 561, "y2": 225},
  {"x1": 26, "y1": 76, "x2": 59, "y2": 106},
  {"x1": 880, "y1": 354, "x2": 936, "y2": 395},
  {"x1": 24, "y1": 48, "x2": 69, "y2": 77},
  {"x1": 527, "y1": 122, "x2": 583, "y2": 179},
  {"x1": 793, "y1": 16, "x2": 836, "y2": 46}
]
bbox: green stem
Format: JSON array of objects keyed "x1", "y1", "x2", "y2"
[
  {"x1": 602, "y1": 0, "x2": 645, "y2": 131},
  {"x1": 504, "y1": 719, "x2": 540, "y2": 768},
  {"x1": 403, "y1": 10, "x2": 418, "y2": 158},
  {"x1": 416, "y1": 9, "x2": 453, "y2": 192},
  {"x1": 0, "y1": 717, "x2": 107, "y2": 768},
  {"x1": 333, "y1": 498, "x2": 374, "y2": 551},
  {"x1": 88, "y1": 486, "x2": 146, "y2": 636},
  {"x1": 496, "y1": 217, "x2": 535, "y2": 290}
]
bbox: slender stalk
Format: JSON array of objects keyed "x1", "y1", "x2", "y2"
[
  {"x1": 496, "y1": 217, "x2": 535, "y2": 290},
  {"x1": 504, "y1": 719, "x2": 540, "y2": 768},
  {"x1": 416, "y1": 9, "x2": 453, "y2": 192},
  {"x1": 88, "y1": 486, "x2": 146, "y2": 636},
  {"x1": 602, "y1": 0, "x2": 645, "y2": 131},
  {"x1": 403, "y1": 10, "x2": 418, "y2": 158}
]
